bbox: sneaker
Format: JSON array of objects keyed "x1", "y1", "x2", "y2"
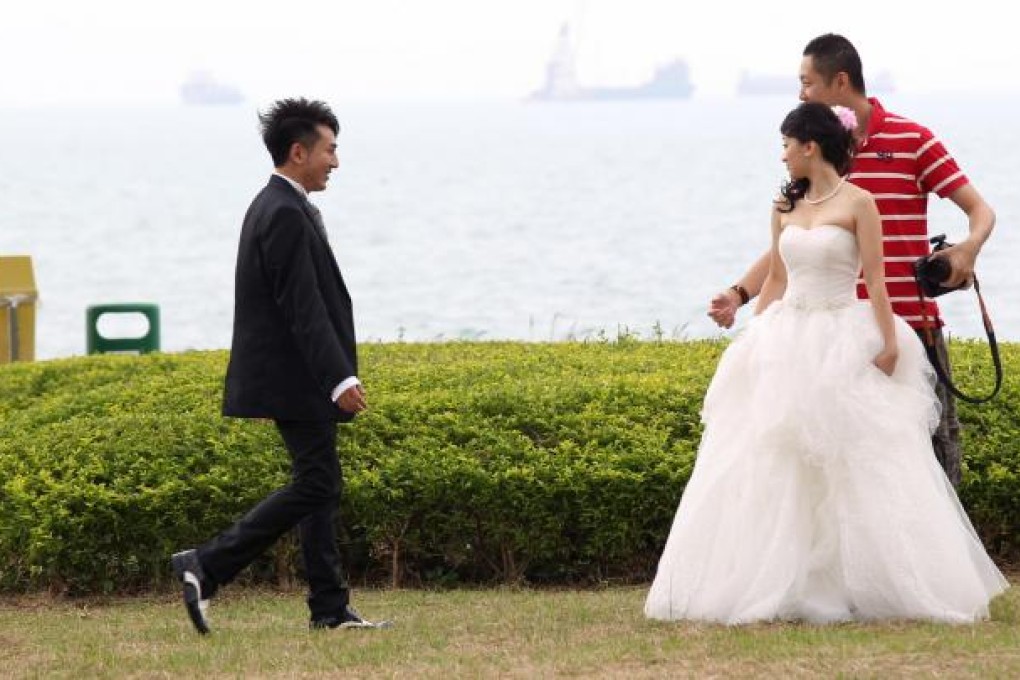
[
  {"x1": 170, "y1": 549, "x2": 213, "y2": 635},
  {"x1": 310, "y1": 604, "x2": 393, "y2": 630}
]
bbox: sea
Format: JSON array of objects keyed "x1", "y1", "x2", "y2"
[{"x1": 1, "y1": 94, "x2": 1017, "y2": 360}]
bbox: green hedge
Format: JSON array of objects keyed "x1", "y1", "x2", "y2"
[{"x1": 0, "y1": 340, "x2": 1016, "y2": 594}]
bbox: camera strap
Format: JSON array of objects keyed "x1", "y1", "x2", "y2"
[{"x1": 916, "y1": 275, "x2": 1002, "y2": 403}]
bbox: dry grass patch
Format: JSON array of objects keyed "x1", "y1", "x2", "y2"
[{"x1": 0, "y1": 576, "x2": 1016, "y2": 678}]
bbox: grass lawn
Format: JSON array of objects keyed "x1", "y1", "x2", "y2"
[{"x1": 1, "y1": 577, "x2": 1017, "y2": 678}]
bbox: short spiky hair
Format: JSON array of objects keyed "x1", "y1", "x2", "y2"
[
  {"x1": 258, "y1": 98, "x2": 340, "y2": 167},
  {"x1": 803, "y1": 33, "x2": 866, "y2": 94}
]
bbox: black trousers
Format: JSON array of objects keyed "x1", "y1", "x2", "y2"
[{"x1": 197, "y1": 419, "x2": 348, "y2": 618}]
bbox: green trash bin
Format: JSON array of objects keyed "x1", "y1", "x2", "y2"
[{"x1": 86, "y1": 303, "x2": 161, "y2": 355}]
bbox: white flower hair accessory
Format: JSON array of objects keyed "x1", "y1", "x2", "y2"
[{"x1": 832, "y1": 105, "x2": 857, "y2": 132}]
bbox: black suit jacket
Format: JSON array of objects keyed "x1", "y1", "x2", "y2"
[{"x1": 223, "y1": 175, "x2": 357, "y2": 422}]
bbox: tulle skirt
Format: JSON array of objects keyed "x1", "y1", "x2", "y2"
[{"x1": 645, "y1": 300, "x2": 1009, "y2": 624}]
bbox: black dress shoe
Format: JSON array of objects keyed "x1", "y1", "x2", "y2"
[
  {"x1": 171, "y1": 549, "x2": 213, "y2": 635},
  {"x1": 310, "y1": 604, "x2": 393, "y2": 630}
]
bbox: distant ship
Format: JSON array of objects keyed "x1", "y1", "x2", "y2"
[
  {"x1": 736, "y1": 69, "x2": 896, "y2": 97},
  {"x1": 180, "y1": 71, "x2": 244, "y2": 106},
  {"x1": 531, "y1": 23, "x2": 693, "y2": 101}
]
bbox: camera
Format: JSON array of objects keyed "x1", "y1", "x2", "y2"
[{"x1": 913, "y1": 234, "x2": 964, "y2": 298}]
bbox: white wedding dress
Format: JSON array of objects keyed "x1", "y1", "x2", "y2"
[{"x1": 645, "y1": 224, "x2": 1008, "y2": 624}]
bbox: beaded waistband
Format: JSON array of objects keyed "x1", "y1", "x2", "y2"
[{"x1": 782, "y1": 293, "x2": 856, "y2": 311}]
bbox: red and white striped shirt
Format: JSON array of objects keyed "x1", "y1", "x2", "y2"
[{"x1": 849, "y1": 98, "x2": 969, "y2": 329}]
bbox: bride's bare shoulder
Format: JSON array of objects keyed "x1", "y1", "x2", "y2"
[{"x1": 845, "y1": 182, "x2": 876, "y2": 205}]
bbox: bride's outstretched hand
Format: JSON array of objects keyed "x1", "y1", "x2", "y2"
[
  {"x1": 708, "y1": 290, "x2": 739, "y2": 328},
  {"x1": 873, "y1": 347, "x2": 899, "y2": 376}
]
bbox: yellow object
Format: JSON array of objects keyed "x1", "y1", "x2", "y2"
[{"x1": 0, "y1": 256, "x2": 38, "y2": 363}]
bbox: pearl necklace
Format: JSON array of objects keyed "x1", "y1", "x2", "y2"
[{"x1": 804, "y1": 176, "x2": 847, "y2": 205}]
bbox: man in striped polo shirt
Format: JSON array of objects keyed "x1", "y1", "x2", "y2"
[{"x1": 708, "y1": 33, "x2": 996, "y2": 487}]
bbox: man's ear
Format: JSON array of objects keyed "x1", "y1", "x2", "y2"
[
  {"x1": 289, "y1": 141, "x2": 307, "y2": 165},
  {"x1": 834, "y1": 71, "x2": 851, "y2": 92}
]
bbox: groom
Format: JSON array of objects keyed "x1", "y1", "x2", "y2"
[{"x1": 171, "y1": 97, "x2": 386, "y2": 633}]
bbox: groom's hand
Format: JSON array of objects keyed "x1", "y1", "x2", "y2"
[{"x1": 337, "y1": 384, "x2": 368, "y2": 413}]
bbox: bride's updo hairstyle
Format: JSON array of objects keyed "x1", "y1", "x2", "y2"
[{"x1": 777, "y1": 102, "x2": 855, "y2": 212}]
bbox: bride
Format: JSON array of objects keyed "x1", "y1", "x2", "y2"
[{"x1": 644, "y1": 102, "x2": 1008, "y2": 624}]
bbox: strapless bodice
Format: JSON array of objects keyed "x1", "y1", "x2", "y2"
[{"x1": 779, "y1": 225, "x2": 859, "y2": 310}]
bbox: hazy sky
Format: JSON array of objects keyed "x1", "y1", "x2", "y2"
[{"x1": 1, "y1": 0, "x2": 1015, "y2": 106}]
